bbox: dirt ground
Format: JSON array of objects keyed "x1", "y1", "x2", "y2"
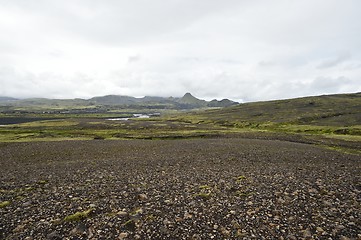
[{"x1": 0, "y1": 138, "x2": 360, "y2": 239}]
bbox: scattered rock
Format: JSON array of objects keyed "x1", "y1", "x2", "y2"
[{"x1": 1, "y1": 138, "x2": 359, "y2": 239}]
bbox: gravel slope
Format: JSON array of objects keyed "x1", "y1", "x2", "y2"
[{"x1": 0, "y1": 139, "x2": 360, "y2": 239}]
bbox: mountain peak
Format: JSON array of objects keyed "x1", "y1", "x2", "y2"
[
  {"x1": 183, "y1": 92, "x2": 193, "y2": 97},
  {"x1": 178, "y1": 93, "x2": 207, "y2": 106}
]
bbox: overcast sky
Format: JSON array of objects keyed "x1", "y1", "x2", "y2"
[{"x1": 0, "y1": 0, "x2": 360, "y2": 102}]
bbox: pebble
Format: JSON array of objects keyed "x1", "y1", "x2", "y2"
[
  {"x1": 118, "y1": 232, "x2": 128, "y2": 239},
  {"x1": 117, "y1": 210, "x2": 128, "y2": 216},
  {"x1": 47, "y1": 231, "x2": 62, "y2": 240},
  {"x1": 138, "y1": 193, "x2": 148, "y2": 201},
  {"x1": 1, "y1": 139, "x2": 360, "y2": 239}
]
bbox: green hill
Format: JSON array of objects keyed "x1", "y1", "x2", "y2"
[
  {"x1": 90, "y1": 95, "x2": 138, "y2": 105},
  {"x1": 196, "y1": 93, "x2": 360, "y2": 126},
  {"x1": 177, "y1": 93, "x2": 207, "y2": 107},
  {"x1": 0, "y1": 96, "x2": 18, "y2": 101},
  {"x1": 207, "y1": 99, "x2": 238, "y2": 108}
]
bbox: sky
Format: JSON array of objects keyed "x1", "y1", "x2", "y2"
[{"x1": 0, "y1": 0, "x2": 361, "y2": 102}]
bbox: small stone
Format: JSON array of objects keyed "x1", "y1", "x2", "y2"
[
  {"x1": 13, "y1": 224, "x2": 25, "y2": 233},
  {"x1": 160, "y1": 226, "x2": 169, "y2": 234},
  {"x1": 89, "y1": 203, "x2": 96, "y2": 208},
  {"x1": 316, "y1": 227, "x2": 324, "y2": 233},
  {"x1": 335, "y1": 224, "x2": 345, "y2": 231},
  {"x1": 340, "y1": 236, "x2": 350, "y2": 240},
  {"x1": 184, "y1": 212, "x2": 193, "y2": 219},
  {"x1": 308, "y1": 188, "x2": 318, "y2": 194},
  {"x1": 286, "y1": 235, "x2": 297, "y2": 240},
  {"x1": 118, "y1": 211, "x2": 128, "y2": 216},
  {"x1": 192, "y1": 234, "x2": 201, "y2": 240},
  {"x1": 47, "y1": 231, "x2": 62, "y2": 240},
  {"x1": 302, "y1": 229, "x2": 312, "y2": 238},
  {"x1": 220, "y1": 227, "x2": 230, "y2": 236},
  {"x1": 22, "y1": 201, "x2": 32, "y2": 207},
  {"x1": 70, "y1": 223, "x2": 87, "y2": 236},
  {"x1": 88, "y1": 226, "x2": 94, "y2": 238},
  {"x1": 118, "y1": 232, "x2": 128, "y2": 239},
  {"x1": 138, "y1": 194, "x2": 148, "y2": 201}
]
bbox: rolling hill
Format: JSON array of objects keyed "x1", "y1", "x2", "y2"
[{"x1": 193, "y1": 92, "x2": 361, "y2": 127}]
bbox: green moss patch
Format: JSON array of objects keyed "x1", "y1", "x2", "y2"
[{"x1": 64, "y1": 208, "x2": 94, "y2": 222}]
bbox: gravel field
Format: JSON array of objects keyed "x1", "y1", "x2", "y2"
[{"x1": 0, "y1": 138, "x2": 360, "y2": 239}]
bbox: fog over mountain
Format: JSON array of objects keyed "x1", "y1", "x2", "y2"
[{"x1": 0, "y1": 0, "x2": 361, "y2": 102}]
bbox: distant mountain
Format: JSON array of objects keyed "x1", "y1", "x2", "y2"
[
  {"x1": 0, "y1": 93, "x2": 239, "y2": 111},
  {"x1": 207, "y1": 99, "x2": 239, "y2": 107},
  {"x1": 90, "y1": 95, "x2": 138, "y2": 105},
  {"x1": 177, "y1": 93, "x2": 207, "y2": 107},
  {"x1": 0, "y1": 96, "x2": 18, "y2": 102}
]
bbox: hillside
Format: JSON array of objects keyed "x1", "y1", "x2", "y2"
[
  {"x1": 0, "y1": 96, "x2": 18, "y2": 101},
  {"x1": 177, "y1": 92, "x2": 207, "y2": 107},
  {"x1": 192, "y1": 93, "x2": 361, "y2": 127}
]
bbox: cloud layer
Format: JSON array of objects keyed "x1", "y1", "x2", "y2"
[{"x1": 0, "y1": 0, "x2": 360, "y2": 101}]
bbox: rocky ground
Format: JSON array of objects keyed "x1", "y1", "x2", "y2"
[{"x1": 0, "y1": 138, "x2": 360, "y2": 239}]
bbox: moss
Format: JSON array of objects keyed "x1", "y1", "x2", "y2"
[
  {"x1": 63, "y1": 208, "x2": 94, "y2": 222},
  {"x1": 24, "y1": 187, "x2": 35, "y2": 191},
  {"x1": 129, "y1": 207, "x2": 143, "y2": 217},
  {"x1": 235, "y1": 191, "x2": 253, "y2": 197},
  {"x1": 236, "y1": 175, "x2": 246, "y2": 180},
  {"x1": 145, "y1": 214, "x2": 156, "y2": 222},
  {"x1": 0, "y1": 201, "x2": 10, "y2": 208},
  {"x1": 194, "y1": 192, "x2": 212, "y2": 200},
  {"x1": 37, "y1": 180, "x2": 48, "y2": 185}
]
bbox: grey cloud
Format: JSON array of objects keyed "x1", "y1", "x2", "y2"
[
  {"x1": 127, "y1": 55, "x2": 141, "y2": 63},
  {"x1": 258, "y1": 61, "x2": 276, "y2": 67},
  {"x1": 3, "y1": 0, "x2": 246, "y2": 47},
  {"x1": 1, "y1": 0, "x2": 361, "y2": 101},
  {"x1": 317, "y1": 53, "x2": 351, "y2": 69},
  {"x1": 309, "y1": 76, "x2": 352, "y2": 93}
]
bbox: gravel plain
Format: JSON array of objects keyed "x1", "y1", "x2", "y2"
[{"x1": 0, "y1": 138, "x2": 360, "y2": 239}]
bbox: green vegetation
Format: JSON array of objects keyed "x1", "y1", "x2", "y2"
[
  {"x1": 0, "y1": 92, "x2": 360, "y2": 154},
  {"x1": 63, "y1": 208, "x2": 94, "y2": 222},
  {"x1": 193, "y1": 192, "x2": 212, "y2": 200},
  {"x1": 0, "y1": 201, "x2": 10, "y2": 208},
  {"x1": 194, "y1": 184, "x2": 213, "y2": 200}
]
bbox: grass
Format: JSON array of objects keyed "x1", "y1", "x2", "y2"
[{"x1": 0, "y1": 92, "x2": 359, "y2": 155}]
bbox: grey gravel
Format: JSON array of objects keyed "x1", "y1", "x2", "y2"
[{"x1": 0, "y1": 138, "x2": 360, "y2": 239}]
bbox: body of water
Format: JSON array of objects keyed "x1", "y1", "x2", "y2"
[{"x1": 107, "y1": 113, "x2": 156, "y2": 121}]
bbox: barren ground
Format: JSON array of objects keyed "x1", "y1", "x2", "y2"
[{"x1": 0, "y1": 138, "x2": 360, "y2": 239}]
